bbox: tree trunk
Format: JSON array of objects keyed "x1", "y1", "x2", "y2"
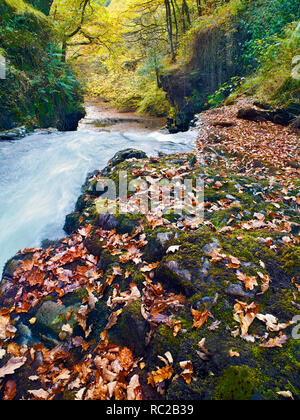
[
  {"x1": 181, "y1": 0, "x2": 191, "y2": 32},
  {"x1": 196, "y1": 0, "x2": 202, "y2": 16},
  {"x1": 164, "y1": 0, "x2": 175, "y2": 62}
]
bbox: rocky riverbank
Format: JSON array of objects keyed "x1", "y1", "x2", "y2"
[{"x1": 0, "y1": 102, "x2": 299, "y2": 400}]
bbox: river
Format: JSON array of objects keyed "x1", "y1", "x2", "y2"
[{"x1": 0, "y1": 104, "x2": 197, "y2": 275}]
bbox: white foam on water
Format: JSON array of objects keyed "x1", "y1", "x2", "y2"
[{"x1": 0, "y1": 128, "x2": 196, "y2": 275}]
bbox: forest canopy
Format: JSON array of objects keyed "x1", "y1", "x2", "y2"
[{"x1": 47, "y1": 0, "x2": 299, "y2": 118}]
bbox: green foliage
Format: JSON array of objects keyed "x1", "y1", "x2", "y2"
[
  {"x1": 0, "y1": 0, "x2": 84, "y2": 130},
  {"x1": 188, "y1": 0, "x2": 300, "y2": 110},
  {"x1": 235, "y1": 22, "x2": 300, "y2": 108},
  {"x1": 206, "y1": 77, "x2": 244, "y2": 108},
  {"x1": 83, "y1": 54, "x2": 169, "y2": 116},
  {"x1": 240, "y1": 0, "x2": 300, "y2": 70},
  {"x1": 31, "y1": 45, "x2": 84, "y2": 127}
]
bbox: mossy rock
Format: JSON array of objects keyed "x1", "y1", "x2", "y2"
[
  {"x1": 214, "y1": 365, "x2": 259, "y2": 400},
  {"x1": 33, "y1": 300, "x2": 80, "y2": 339},
  {"x1": 102, "y1": 149, "x2": 148, "y2": 175},
  {"x1": 63, "y1": 212, "x2": 81, "y2": 235},
  {"x1": 108, "y1": 300, "x2": 148, "y2": 356}
]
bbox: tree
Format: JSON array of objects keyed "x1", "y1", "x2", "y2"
[
  {"x1": 27, "y1": 0, "x2": 54, "y2": 15},
  {"x1": 51, "y1": 0, "x2": 115, "y2": 61}
]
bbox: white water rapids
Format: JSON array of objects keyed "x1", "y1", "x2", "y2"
[{"x1": 0, "y1": 127, "x2": 197, "y2": 275}]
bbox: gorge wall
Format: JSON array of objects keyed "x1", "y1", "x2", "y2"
[
  {"x1": 0, "y1": 0, "x2": 85, "y2": 132},
  {"x1": 160, "y1": 18, "x2": 246, "y2": 132}
]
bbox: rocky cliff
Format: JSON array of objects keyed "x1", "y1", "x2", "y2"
[{"x1": 160, "y1": 17, "x2": 245, "y2": 132}]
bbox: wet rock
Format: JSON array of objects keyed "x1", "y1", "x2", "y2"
[
  {"x1": 64, "y1": 212, "x2": 81, "y2": 234},
  {"x1": 33, "y1": 128, "x2": 58, "y2": 135},
  {"x1": 156, "y1": 231, "x2": 174, "y2": 246},
  {"x1": 226, "y1": 194, "x2": 236, "y2": 201},
  {"x1": 102, "y1": 149, "x2": 148, "y2": 176},
  {"x1": 57, "y1": 109, "x2": 86, "y2": 132},
  {"x1": 0, "y1": 126, "x2": 26, "y2": 140},
  {"x1": 225, "y1": 283, "x2": 256, "y2": 299},
  {"x1": 108, "y1": 301, "x2": 148, "y2": 357},
  {"x1": 202, "y1": 238, "x2": 220, "y2": 256},
  {"x1": 166, "y1": 261, "x2": 192, "y2": 283},
  {"x1": 199, "y1": 259, "x2": 211, "y2": 281},
  {"x1": 158, "y1": 260, "x2": 195, "y2": 296},
  {"x1": 97, "y1": 213, "x2": 118, "y2": 231},
  {"x1": 237, "y1": 107, "x2": 295, "y2": 126},
  {"x1": 33, "y1": 300, "x2": 80, "y2": 340}
]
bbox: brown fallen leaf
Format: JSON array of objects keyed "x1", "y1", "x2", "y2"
[
  {"x1": 148, "y1": 366, "x2": 174, "y2": 386},
  {"x1": 260, "y1": 333, "x2": 288, "y2": 348},
  {"x1": 226, "y1": 255, "x2": 241, "y2": 269},
  {"x1": 179, "y1": 360, "x2": 194, "y2": 385},
  {"x1": 140, "y1": 262, "x2": 160, "y2": 272},
  {"x1": 234, "y1": 300, "x2": 259, "y2": 336},
  {"x1": 257, "y1": 272, "x2": 272, "y2": 294},
  {"x1": 127, "y1": 374, "x2": 142, "y2": 400},
  {"x1": 191, "y1": 308, "x2": 212, "y2": 329},
  {"x1": 276, "y1": 391, "x2": 294, "y2": 399},
  {"x1": 173, "y1": 322, "x2": 182, "y2": 337},
  {"x1": 28, "y1": 388, "x2": 50, "y2": 400},
  {"x1": 105, "y1": 309, "x2": 123, "y2": 331},
  {"x1": 3, "y1": 380, "x2": 17, "y2": 400},
  {"x1": 118, "y1": 347, "x2": 134, "y2": 372},
  {"x1": 236, "y1": 270, "x2": 258, "y2": 291},
  {"x1": 229, "y1": 349, "x2": 240, "y2": 358},
  {"x1": 0, "y1": 357, "x2": 27, "y2": 379},
  {"x1": 257, "y1": 313, "x2": 295, "y2": 332},
  {"x1": 0, "y1": 313, "x2": 17, "y2": 340}
]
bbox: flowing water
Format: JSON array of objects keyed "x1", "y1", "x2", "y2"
[{"x1": 0, "y1": 117, "x2": 197, "y2": 275}]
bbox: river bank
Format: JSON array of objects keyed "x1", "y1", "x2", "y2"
[
  {"x1": 0, "y1": 102, "x2": 197, "y2": 276},
  {"x1": 78, "y1": 100, "x2": 166, "y2": 133},
  {"x1": 0, "y1": 99, "x2": 299, "y2": 400}
]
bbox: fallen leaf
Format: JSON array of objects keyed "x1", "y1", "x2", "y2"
[
  {"x1": 191, "y1": 308, "x2": 212, "y2": 329},
  {"x1": 148, "y1": 366, "x2": 174, "y2": 385},
  {"x1": 276, "y1": 391, "x2": 294, "y2": 399},
  {"x1": 229, "y1": 349, "x2": 240, "y2": 358},
  {"x1": 166, "y1": 245, "x2": 181, "y2": 254},
  {"x1": 28, "y1": 388, "x2": 50, "y2": 400},
  {"x1": 179, "y1": 360, "x2": 194, "y2": 384},
  {"x1": 127, "y1": 374, "x2": 142, "y2": 400},
  {"x1": 234, "y1": 300, "x2": 259, "y2": 336},
  {"x1": 236, "y1": 270, "x2": 258, "y2": 291},
  {"x1": 3, "y1": 380, "x2": 16, "y2": 400},
  {"x1": 260, "y1": 333, "x2": 288, "y2": 348},
  {"x1": 0, "y1": 357, "x2": 27, "y2": 379}
]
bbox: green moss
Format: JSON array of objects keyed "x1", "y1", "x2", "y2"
[
  {"x1": 150, "y1": 324, "x2": 184, "y2": 359},
  {"x1": 214, "y1": 365, "x2": 259, "y2": 400},
  {"x1": 280, "y1": 246, "x2": 300, "y2": 273},
  {"x1": 108, "y1": 300, "x2": 147, "y2": 356}
]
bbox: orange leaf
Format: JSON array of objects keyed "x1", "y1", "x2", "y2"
[{"x1": 191, "y1": 308, "x2": 212, "y2": 329}]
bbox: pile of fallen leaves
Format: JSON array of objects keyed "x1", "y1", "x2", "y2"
[
  {"x1": 196, "y1": 99, "x2": 299, "y2": 180},
  {"x1": 0, "y1": 326, "x2": 142, "y2": 400},
  {"x1": 0, "y1": 224, "x2": 154, "y2": 400},
  {"x1": 0, "y1": 102, "x2": 299, "y2": 400}
]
